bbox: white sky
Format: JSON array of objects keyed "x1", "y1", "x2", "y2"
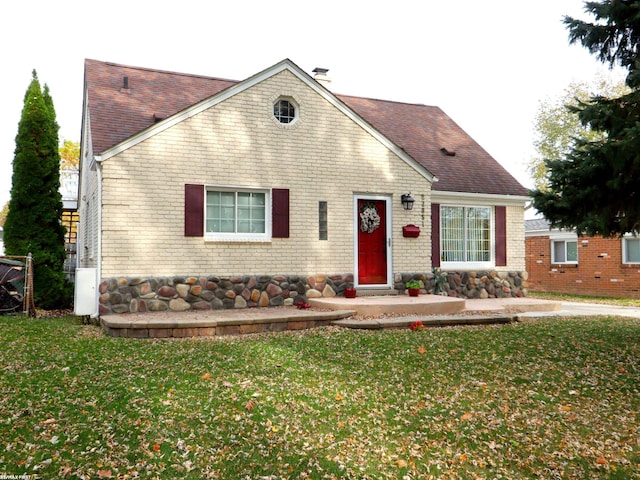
[{"x1": 0, "y1": 0, "x2": 618, "y2": 209}]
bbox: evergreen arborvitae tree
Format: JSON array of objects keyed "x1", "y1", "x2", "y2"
[
  {"x1": 4, "y1": 70, "x2": 69, "y2": 309},
  {"x1": 531, "y1": 0, "x2": 640, "y2": 237}
]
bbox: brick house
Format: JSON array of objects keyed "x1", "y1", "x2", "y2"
[
  {"x1": 75, "y1": 58, "x2": 529, "y2": 317},
  {"x1": 525, "y1": 218, "x2": 640, "y2": 298}
]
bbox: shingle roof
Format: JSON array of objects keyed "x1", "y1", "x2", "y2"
[
  {"x1": 525, "y1": 218, "x2": 551, "y2": 232},
  {"x1": 84, "y1": 59, "x2": 528, "y2": 196}
]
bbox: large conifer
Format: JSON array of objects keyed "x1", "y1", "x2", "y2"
[
  {"x1": 531, "y1": 0, "x2": 640, "y2": 236},
  {"x1": 4, "y1": 71, "x2": 69, "y2": 309}
]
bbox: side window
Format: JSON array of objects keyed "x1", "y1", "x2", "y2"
[
  {"x1": 551, "y1": 239, "x2": 578, "y2": 264},
  {"x1": 623, "y1": 237, "x2": 640, "y2": 264}
]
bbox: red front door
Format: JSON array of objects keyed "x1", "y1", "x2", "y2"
[{"x1": 357, "y1": 199, "x2": 388, "y2": 285}]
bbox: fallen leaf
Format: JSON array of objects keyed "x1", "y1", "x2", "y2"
[
  {"x1": 201, "y1": 372, "x2": 212, "y2": 380},
  {"x1": 561, "y1": 405, "x2": 572, "y2": 412},
  {"x1": 503, "y1": 405, "x2": 510, "y2": 413},
  {"x1": 335, "y1": 394, "x2": 344, "y2": 401},
  {"x1": 417, "y1": 346, "x2": 427, "y2": 354},
  {"x1": 461, "y1": 412, "x2": 473, "y2": 421},
  {"x1": 60, "y1": 466, "x2": 73, "y2": 477},
  {"x1": 42, "y1": 418, "x2": 56, "y2": 425},
  {"x1": 245, "y1": 399, "x2": 256, "y2": 411},
  {"x1": 97, "y1": 470, "x2": 113, "y2": 478},
  {"x1": 152, "y1": 443, "x2": 160, "y2": 452},
  {"x1": 596, "y1": 455, "x2": 608, "y2": 465},
  {"x1": 397, "y1": 459, "x2": 408, "y2": 468}
]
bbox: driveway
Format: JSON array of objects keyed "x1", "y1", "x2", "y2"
[{"x1": 520, "y1": 301, "x2": 640, "y2": 319}]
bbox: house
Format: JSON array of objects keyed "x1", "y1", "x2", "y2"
[
  {"x1": 525, "y1": 218, "x2": 640, "y2": 298},
  {"x1": 75, "y1": 58, "x2": 529, "y2": 317},
  {"x1": 60, "y1": 167, "x2": 79, "y2": 281}
]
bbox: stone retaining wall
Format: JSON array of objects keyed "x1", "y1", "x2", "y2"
[
  {"x1": 98, "y1": 271, "x2": 528, "y2": 315},
  {"x1": 397, "y1": 271, "x2": 529, "y2": 299}
]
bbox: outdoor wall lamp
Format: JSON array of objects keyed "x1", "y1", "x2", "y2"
[{"x1": 401, "y1": 193, "x2": 415, "y2": 211}]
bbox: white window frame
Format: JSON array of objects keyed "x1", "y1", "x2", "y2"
[
  {"x1": 622, "y1": 235, "x2": 640, "y2": 264},
  {"x1": 273, "y1": 97, "x2": 299, "y2": 125},
  {"x1": 204, "y1": 186, "x2": 271, "y2": 242},
  {"x1": 550, "y1": 234, "x2": 578, "y2": 264},
  {"x1": 440, "y1": 205, "x2": 494, "y2": 270}
]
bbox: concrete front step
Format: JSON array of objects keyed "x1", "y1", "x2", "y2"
[
  {"x1": 308, "y1": 294, "x2": 465, "y2": 317},
  {"x1": 355, "y1": 288, "x2": 399, "y2": 297}
]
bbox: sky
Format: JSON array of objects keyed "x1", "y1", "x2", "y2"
[{"x1": 0, "y1": 0, "x2": 621, "y2": 212}]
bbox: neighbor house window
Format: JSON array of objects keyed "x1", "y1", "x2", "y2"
[
  {"x1": 441, "y1": 206, "x2": 491, "y2": 267},
  {"x1": 551, "y1": 239, "x2": 578, "y2": 264},
  {"x1": 205, "y1": 188, "x2": 269, "y2": 240},
  {"x1": 273, "y1": 98, "x2": 297, "y2": 124},
  {"x1": 623, "y1": 237, "x2": 640, "y2": 264}
]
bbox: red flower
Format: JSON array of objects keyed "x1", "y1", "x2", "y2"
[{"x1": 410, "y1": 321, "x2": 424, "y2": 331}]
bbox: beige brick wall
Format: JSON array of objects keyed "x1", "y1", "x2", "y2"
[
  {"x1": 505, "y1": 205, "x2": 526, "y2": 271},
  {"x1": 100, "y1": 70, "x2": 432, "y2": 277}
]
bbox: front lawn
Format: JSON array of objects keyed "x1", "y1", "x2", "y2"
[{"x1": 0, "y1": 315, "x2": 638, "y2": 479}]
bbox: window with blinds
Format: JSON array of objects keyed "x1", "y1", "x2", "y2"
[{"x1": 441, "y1": 206, "x2": 491, "y2": 266}]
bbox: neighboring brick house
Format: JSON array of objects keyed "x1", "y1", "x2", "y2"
[
  {"x1": 525, "y1": 218, "x2": 640, "y2": 298},
  {"x1": 76, "y1": 58, "x2": 529, "y2": 317}
]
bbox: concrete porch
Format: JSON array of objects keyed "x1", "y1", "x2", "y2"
[{"x1": 308, "y1": 294, "x2": 562, "y2": 317}]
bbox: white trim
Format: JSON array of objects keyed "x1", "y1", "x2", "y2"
[
  {"x1": 549, "y1": 232, "x2": 578, "y2": 240},
  {"x1": 431, "y1": 190, "x2": 529, "y2": 206},
  {"x1": 93, "y1": 162, "x2": 103, "y2": 318},
  {"x1": 353, "y1": 194, "x2": 393, "y2": 289},
  {"x1": 94, "y1": 59, "x2": 436, "y2": 184}
]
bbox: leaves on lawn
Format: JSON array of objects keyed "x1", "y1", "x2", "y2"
[{"x1": 0, "y1": 315, "x2": 638, "y2": 479}]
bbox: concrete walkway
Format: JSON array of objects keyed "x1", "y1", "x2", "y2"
[{"x1": 519, "y1": 301, "x2": 640, "y2": 319}]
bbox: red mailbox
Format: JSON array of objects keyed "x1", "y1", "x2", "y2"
[{"x1": 402, "y1": 224, "x2": 420, "y2": 238}]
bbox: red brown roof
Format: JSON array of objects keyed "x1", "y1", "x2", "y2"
[{"x1": 84, "y1": 59, "x2": 528, "y2": 196}]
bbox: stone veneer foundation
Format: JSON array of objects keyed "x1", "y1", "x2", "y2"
[{"x1": 98, "y1": 271, "x2": 528, "y2": 315}]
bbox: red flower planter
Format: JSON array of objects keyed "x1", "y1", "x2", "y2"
[{"x1": 345, "y1": 287, "x2": 357, "y2": 298}]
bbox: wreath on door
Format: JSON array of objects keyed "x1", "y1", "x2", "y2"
[{"x1": 359, "y1": 203, "x2": 381, "y2": 233}]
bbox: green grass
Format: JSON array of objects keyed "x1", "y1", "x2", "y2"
[
  {"x1": 528, "y1": 290, "x2": 640, "y2": 307},
  {"x1": 0, "y1": 315, "x2": 639, "y2": 479}
]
